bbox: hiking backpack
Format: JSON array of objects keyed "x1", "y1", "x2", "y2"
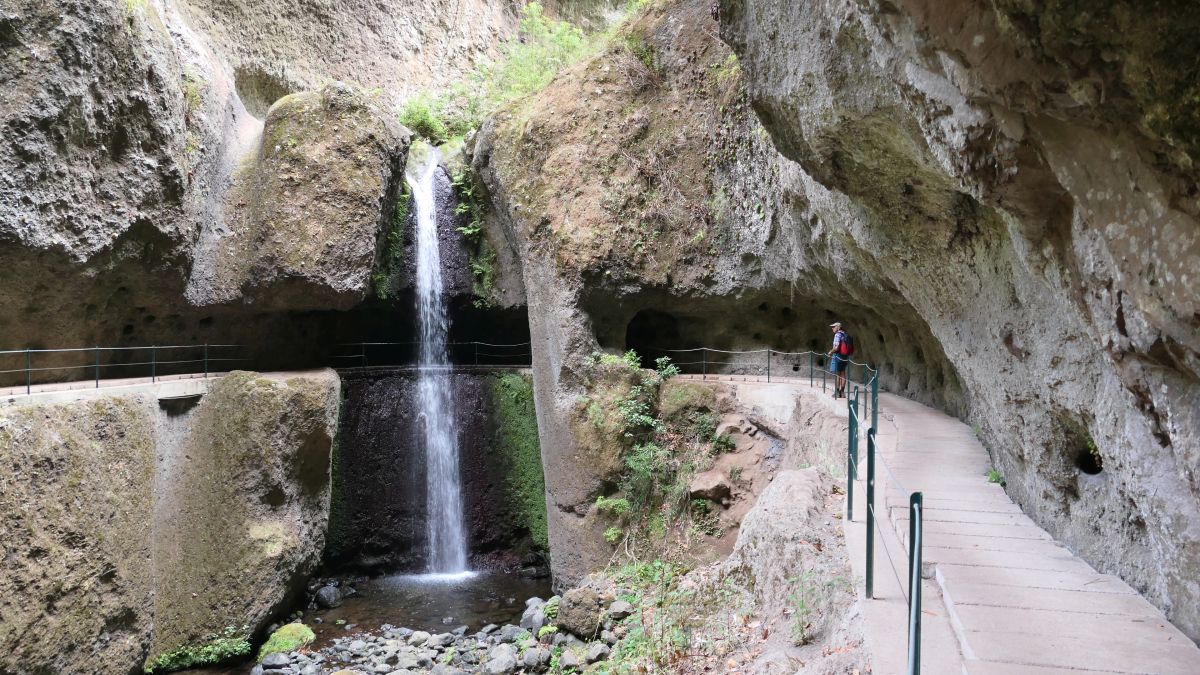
[{"x1": 838, "y1": 333, "x2": 855, "y2": 356}]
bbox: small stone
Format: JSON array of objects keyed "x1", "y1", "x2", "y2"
[
  {"x1": 559, "y1": 650, "x2": 584, "y2": 669},
  {"x1": 600, "y1": 629, "x2": 618, "y2": 645},
  {"x1": 442, "y1": 616, "x2": 456, "y2": 624},
  {"x1": 316, "y1": 585, "x2": 344, "y2": 609},
  {"x1": 262, "y1": 652, "x2": 291, "y2": 669},
  {"x1": 451, "y1": 625, "x2": 469, "y2": 636},
  {"x1": 522, "y1": 647, "x2": 551, "y2": 670},
  {"x1": 607, "y1": 600, "x2": 634, "y2": 620},
  {"x1": 525, "y1": 596, "x2": 545, "y2": 608},
  {"x1": 407, "y1": 631, "x2": 431, "y2": 646},
  {"x1": 497, "y1": 624, "x2": 524, "y2": 643},
  {"x1": 586, "y1": 642, "x2": 611, "y2": 663},
  {"x1": 519, "y1": 607, "x2": 546, "y2": 633},
  {"x1": 430, "y1": 666, "x2": 466, "y2": 675},
  {"x1": 479, "y1": 624, "x2": 499, "y2": 635}
]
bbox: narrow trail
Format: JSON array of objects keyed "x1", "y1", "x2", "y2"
[{"x1": 678, "y1": 374, "x2": 1200, "y2": 674}]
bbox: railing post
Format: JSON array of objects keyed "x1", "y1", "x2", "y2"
[
  {"x1": 822, "y1": 355, "x2": 827, "y2": 392},
  {"x1": 25, "y1": 349, "x2": 31, "y2": 395},
  {"x1": 908, "y1": 492, "x2": 924, "y2": 675},
  {"x1": 94, "y1": 347, "x2": 100, "y2": 388},
  {"x1": 361, "y1": 343, "x2": 367, "y2": 367},
  {"x1": 151, "y1": 345, "x2": 156, "y2": 383},
  {"x1": 474, "y1": 343, "x2": 479, "y2": 366},
  {"x1": 204, "y1": 343, "x2": 209, "y2": 379},
  {"x1": 702, "y1": 349, "x2": 707, "y2": 380},
  {"x1": 809, "y1": 351, "x2": 813, "y2": 387},
  {"x1": 872, "y1": 369, "x2": 879, "y2": 431},
  {"x1": 846, "y1": 398, "x2": 857, "y2": 521},
  {"x1": 766, "y1": 349, "x2": 771, "y2": 383},
  {"x1": 866, "y1": 427, "x2": 876, "y2": 599}
]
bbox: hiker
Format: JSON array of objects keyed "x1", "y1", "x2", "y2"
[{"x1": 827, "y1": 322, "x2": 852, "y2": 398}]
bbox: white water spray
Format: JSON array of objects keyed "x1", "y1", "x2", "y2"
[{"x1": 408, "y1": 146, "x2": 469, "y2": 574}]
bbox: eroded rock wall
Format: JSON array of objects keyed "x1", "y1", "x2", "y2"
[
  {"x1": 718, "y1": 0, "x2": 1200, "y2": 639},
  {"x1": 472, "y1": 0, "x2": 962, "y2": 587},
  {"x1": 0, "y1": 0, "x2": 522, "y2": 355},
  {"x1": 0, "y1": 370, "x2": 340, "y2": 673}
]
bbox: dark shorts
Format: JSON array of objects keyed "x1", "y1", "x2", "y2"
[{"x1": 830, "y1": 355, "x2": 848, "y2": 373}]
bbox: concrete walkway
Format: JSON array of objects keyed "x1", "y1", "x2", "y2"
[{"x1": 682, "y1": 374, "x2": 1200, "y2": 674}]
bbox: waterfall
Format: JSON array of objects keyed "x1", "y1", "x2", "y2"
[{"x1": 408, "y1": 146, "x2": 469, "y2": 574}]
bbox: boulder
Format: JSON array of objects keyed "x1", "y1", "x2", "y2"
[
  {"x1": 688, "y1": 470, "x2": 731, "y2": 502},
  {"x1": 606, "y1": 600, "x2": 634, "y2": 620},
  {"x1": 556, "y1": 587, "x2": 603, "y2": 638},
  {"x1": 586, "y1": 643, "x2": 610, "y2": 663},
  {"x1": 316, "y1": 586, "x2": 344, "y2": 609}
]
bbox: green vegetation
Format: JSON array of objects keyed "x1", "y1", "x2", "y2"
[
  {"x1": 372, "y1": 184, "x2": 412, "y2": 300},
  {"x1": 595, "y1": 495, "x2": 631, "y2": 516},
  {"x1": 257, "y1": 623, "x2": 315, "y2": 661},
  {"x1": 490, "y1": 372, "x2": 549, "y2": 550},
  {"x1": 397, "y1": 3, "x2": 595, "y2": 144},
  {"x1": 538, "y1": 624, "x2": 559, "y2": 639},
  {"x1": 543, "y1": 596, "x2": 560, "y2": 620},
  {"x1": 450, "y1": 167, "x2": 499, "y2": 308},
  {"x1": 584, "y1": 352, "x2": 731, "y2": 556},
  {"x1": 144, "y1": 626, "x2": 251, "y2": 673},
  {"x1": 986, "y1": 467, "x2": 1006, "y2": 487}
]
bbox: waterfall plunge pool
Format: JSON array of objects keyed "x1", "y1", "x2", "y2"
[{"x1": 306, "y1": 570, "x2": 552, "y2": 650}]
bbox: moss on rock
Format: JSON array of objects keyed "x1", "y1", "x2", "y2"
[
  {"x1": 257, "y1": 622, "x2": 315, "y2": 661},
  {"x1": 488, "y1": 372, "x2": 549, "y2": 551}
]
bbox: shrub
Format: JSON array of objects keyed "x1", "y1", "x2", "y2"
[
  {"x1": 144, "y1": 626, "x2": 251, "y2": 673},
  {"x1": 398, "y1": 94, "x2": 450, "y2": 143},
  {"x1": 604, "y1": 526, "x2": 625, "y2": 544},
  {"x1": 595, "y1": 495, "x2": 631, "y2": 516}
]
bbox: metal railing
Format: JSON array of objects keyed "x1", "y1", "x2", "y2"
[
  {"x1": 847, "y1": 387, "x2": 923, "y2": 674},
  {"x1": 332, "y1": 341, "x2": 533, "y2": 368},
  {"x1": 0, "y1": 344, "x2": 246, "y2": 395},
  {"x1": 648, "y1": 347, "x2": 879, "y2": 428}
]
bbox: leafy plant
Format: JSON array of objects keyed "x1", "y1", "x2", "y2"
[
  {"x1": 604, "y1": 526, "x2": 625, "y2": 544},
  {"x1": 986, "y1": 467, "x2": 1006, "y2": 487},
  {"x1": 595, "y1": 495, "x2": 632, "y2": 517},
  {"x1": 543, "y1": 596, "x2": 560, "y2": 620},
  {"x1": 538, "y1": 624, "x2": 558, "y2": 639},
  {"x1": 712, "y1": 432, "x2": 736, "y2": 454},
  {"x1": 144, "y1": 625, "x2": 251, "y2": 673},
  {"x1": 655, "y1": 356, "x2": 680, "y2": 378}
]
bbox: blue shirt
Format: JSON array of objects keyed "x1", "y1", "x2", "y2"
[{"x1": 831, "y1": 330, "x2": 846, "y2": 353}]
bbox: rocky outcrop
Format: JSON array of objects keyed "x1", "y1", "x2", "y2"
[
  {"x1": 476, "y1": 0, "x2": 1199, "y2": 639},
  {"x1": 188, "y1": 84, "x2": 409, "y2": 310},
  {"x1": 718, "y1": 0, "x2": 1200, "y2": 639},
  {"x1": 0, "y1": 370, "x2": 340, "y2": 673},
  {"x1": 0, "y1": 0, "x2": 520, "y2": 353}
]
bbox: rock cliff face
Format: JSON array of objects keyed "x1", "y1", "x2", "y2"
[
  {"x1": 718, "y1": 0, "x2": 1200, "y2": 639},
  {"x1": 0, "y1": 0, "x2": 528, "y2": 354},
  {"x1": 475, "y1": 0, "x2": 1200, "y2": 639},
  {"x1": 0, "y1": 371, "x2": 340, "y2": 673}
]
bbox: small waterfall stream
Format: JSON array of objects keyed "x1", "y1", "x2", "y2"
[{"x1": 408, "y1": 146, "x2": 469, "y2": 575}]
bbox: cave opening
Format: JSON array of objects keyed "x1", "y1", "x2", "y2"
[
  {"x1": 1076, "y1": 442, "x2": 1104, "y2": 475},
  {"x1": 624, "y1": 308, "x2": 682, "y2": 367}
]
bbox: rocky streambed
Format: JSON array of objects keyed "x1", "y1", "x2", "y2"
[{"x1": 250, "y1": 593, "x2": 629, "y2": 675}]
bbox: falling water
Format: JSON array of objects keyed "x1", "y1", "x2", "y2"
[{"x1": 408, "y1": 146, "x2": 469, "y2": 574}]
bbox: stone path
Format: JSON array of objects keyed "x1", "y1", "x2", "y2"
[{"x1": 680, "y1": 374, "x2": 1200, "y2": 674}]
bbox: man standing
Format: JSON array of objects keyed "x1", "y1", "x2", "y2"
[{"x1": 827, "y1": 322, "x2": 848, "y2": 398}]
